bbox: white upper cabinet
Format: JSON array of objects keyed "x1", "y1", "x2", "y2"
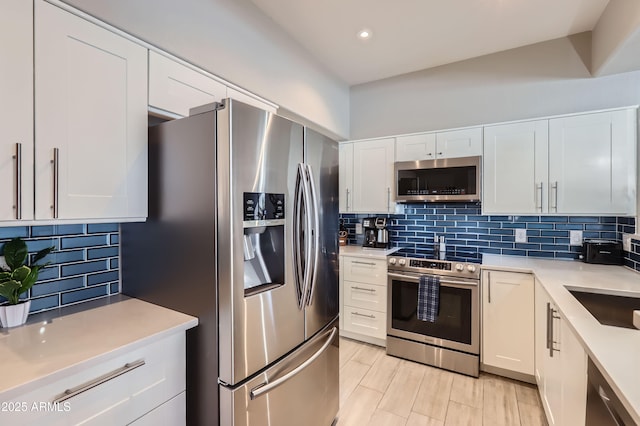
[
  {"x1": 340, "y1": 138, "x2": 395, "y2": 214},
  {"x1": 34, "y1": 0, "x2": 148, "y2": 221},
  {"x1": 339, "y1": 143, "x2": 354, "y2": 213},
  {"x1": 435, "y1": 127, "x2": 482, "y2": 158},
  {"x1": 483, "y1": 120, "x2": 549, "y2": 214},
  {"x1": 396, "y1": 133, "x2": 436, "y2": 161},
  {"x1": 395, "y1": 128, "x2": 481, "y2": 161},
  {"x1": 0, "y1": 0, "x2": 34, "y2": 222},
  {"x1": 549, "y1": 109, "x2": 636, "y2": 215},
  {"x1": 148, "y1": 51, "x2": 226, "y2": 117}
]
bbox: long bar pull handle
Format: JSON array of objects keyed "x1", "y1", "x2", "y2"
[
  {"x1": 52, "y1": 148, "x2": 59, "y2": 218},
  {"x1": 345, "y1": 189, "x2": 350, "y2": 211},
  {"x1": 305, "y1": 164, "x2": 320, "y2": 306},
  {"x1": 549, "y1": 306, "x2": 560, "y2": 357},
  {"x1": 549, "y1": 181, "x2": 558, "y2": 212},
  {"x1": 546, "y1": 303, "x2": 551, "y2": 350},
  {"x1": 14, "y1": 143, "x2": 22, "y2": 220},
  {"x1": 351, "y1": 286, "x2": 376, "y2": 293},
  {"x1": 52, "y1": 359, "x2": 145, "y2": 403},
  {"x1": 250, "y1": 327, "x2": 337, "y2": 400},
  {"x1": 534, "y1": 182, "x2": 543, "y2": 212},
  {"x1": 352, "y1": 261, "x2": 376, "y2": 266},
  {"x1": 487, "y1": 272, "x2": 491, "y2": 303},
  {"x1": 351, "y1": 311, "x2": 376, "y2": 319}
]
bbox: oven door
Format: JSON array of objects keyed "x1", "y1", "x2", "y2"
[{"x1": 387, "y1": 271, "x2": 479, "y2": 355}]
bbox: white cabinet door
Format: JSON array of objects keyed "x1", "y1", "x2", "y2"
[
  {"x1": 560, "y1": 318, "x2": 587, "y2": 426},
  {"x1": 148, "y1": 51, "x2": 226, "y2": 117},
  {"x1": 549, "y1": 109, "x2": 636, "y2": 215},
  {"x1": 534, "y1": 279, "x2": 547, "y2": 387},
  {"x1": 0, "y1": 0, "x2": 34, "y2": 222},
  {"x1": 395, "y1": 133, "x2": 436, "y2": 161},
  {"x1": 352, "y1": 138, "x2": 395, "y2": 213},
  {"x1": 339, "y1": 143, "x2": 354, "y2": 213},
  {"x1": 482, "y1": 270, "x2": 534, "y2": 376},
  {"x1": 483, "y1": 121, "x2": 548, "y2": 214},
  {"x1": 34, "y1": 0, "x2": 148, "y2": 221},
  {"x1": 435, "y1": 127, "x2": 482, "y2": 159}
]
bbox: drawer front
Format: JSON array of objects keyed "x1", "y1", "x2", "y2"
[
  {"x1": 130, "y1": 392, "x2": 186, "y2": 426},
  {"x1": 344, "y1": 280, "x2": 386, "y2": 312},
  {"x1": 5, "y1": 333, "x2": 186, "y2": 426},
  {"x1": 343, "y1": 306, "x2": 386, "y2": 339},
  {"x1": 343, "y1": 257, "x2": 387, "y2": 285}
]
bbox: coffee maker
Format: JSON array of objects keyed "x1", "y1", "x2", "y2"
[{"x1": 362, "y1": 217, "x2": 389, "y2": 249}]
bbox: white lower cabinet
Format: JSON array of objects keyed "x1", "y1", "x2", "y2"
[
  {"x1": 535, "y1": 280, "x2": 587, "y2": 426},
  {"x1": 4, "y1": 333, "x2": 186, "y2": 426},
  {"x1": 481, "y1": 270, "x2": 535, "y2": 378},
  {"x1": 340, "y1": 256, "x2": 387, "y2": 345}
]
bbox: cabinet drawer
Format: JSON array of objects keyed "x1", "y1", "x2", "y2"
[
  {"x1": 5, "y1": 333, "x2": 185, "y2": 426},
  {"x1": 344, "y1": 280, "x2": 386, "y2": 312},
  {"x1": 343, "y1": 306, "x2": 386, "y2": 340},
  {"x1": 130, "y1": 392, "x2": 186, "y2": 426},
  {"x1": 343, "y1": 257, "x2": 387, "y2": 285}
]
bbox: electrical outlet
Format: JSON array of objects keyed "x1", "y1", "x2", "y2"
[
  {"x1": 515, "y1": 228, "x2": 527, "y2": 243},
  {"x1": 623, "y1": 233, "x2": 633, "y2": 252},
  {"x1": 355, "y1": 223, "x2": 363, "y2": 235},
  {"x1": 569, "y1": 230, "x2": 583, "y2": 246}
]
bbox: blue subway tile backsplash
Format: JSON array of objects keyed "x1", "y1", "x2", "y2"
[
  {"x1": 340, "y1": 203, "x2": 637, "y2": 265},
  {"x1": 0, "y1": 224, "x2": 120, "y2": 313}
]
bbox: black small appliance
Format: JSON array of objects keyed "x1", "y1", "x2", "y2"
[
  {"x1": 581, "y1": 239, "x2": 623, "y2": 265},
  {"x1": 362, "y1": 217, "x2": 389, "y2": 249}
]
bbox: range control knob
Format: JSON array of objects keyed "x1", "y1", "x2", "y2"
[
  {"x1": 398, "y1": 258, "x2": 407, "y2": 266},
  {"x1": 455, "y1": 264, "x2": 464, "y2": 272},
  {"x1": 467, "y1": 264, "x2": 477, "y2": 273},
  {"x1": 388, "y1": 258, "x2": 397, "y2": 265}
]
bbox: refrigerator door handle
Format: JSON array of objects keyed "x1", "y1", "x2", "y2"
[
  {"x1": 293, "y1": 165, "x2": 305, "y2": 309},
  {"x1": 249, "y1": 327, "x2": 337, "y2": 400},
  {"x1": 297, "y1": 163, "x2": 314, "y2": 310},
  {"x1": 305, "y1": 164, "x2": 320, "y2": 306}
]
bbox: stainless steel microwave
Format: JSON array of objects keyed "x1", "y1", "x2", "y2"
[{"x1": 395, "y1": 156, "x2": 481, "y2": 203}]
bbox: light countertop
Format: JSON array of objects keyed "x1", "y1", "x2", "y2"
[
  {"x1": 339, "y1": 245, "x2": 401, "y2": 259},
  {"x1": 0, "y1": 298, "x2": 198, "y2": 400},
  {"x1": 482, "y1": 254, "x2": 640, "y2": 423}
]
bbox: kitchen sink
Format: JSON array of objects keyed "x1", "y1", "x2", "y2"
[{"x1": 569, "y1": 289, "x2": 640, "y2": 329}]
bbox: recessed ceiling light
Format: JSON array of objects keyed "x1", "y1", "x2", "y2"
[{"x1": 357, "y1": 29, "x2": 372, "y2": 40}]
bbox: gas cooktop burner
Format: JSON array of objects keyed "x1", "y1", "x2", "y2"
[{"x1": 387, "y1": 256, "x2": 480, "y2": 279}]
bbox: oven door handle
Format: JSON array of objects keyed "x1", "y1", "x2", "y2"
[{"x1": 387, "y1": 272, "x2": 478, "y2": 287}]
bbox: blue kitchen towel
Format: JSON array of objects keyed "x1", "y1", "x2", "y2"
[{"x1": 417, "y1": 275, "x2": 440, "y2": 322}]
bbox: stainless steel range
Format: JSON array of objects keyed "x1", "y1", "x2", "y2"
[{"x1": 386, "y1": 256, "x2": 480, "y2": 377}]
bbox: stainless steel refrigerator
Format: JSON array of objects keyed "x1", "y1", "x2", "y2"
[{"x1": 121, "y1": 99, "x2": 339, "y2": 426}]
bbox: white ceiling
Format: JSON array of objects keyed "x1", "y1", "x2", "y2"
[{"x1": 250, "y1": 0, "x2": 610, "y2": 85}]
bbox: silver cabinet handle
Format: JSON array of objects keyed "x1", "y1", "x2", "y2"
[
  {"x1": 13, "y1": 143, "x2": 22, "y2": 220},
  {"x1": 546, "y1": 302, "x2": 551, "y2": 350},
  {"x1": 351, "y1": 286, "x2": 376, "y2": 293},
  {"x1": 352, "y1": 260, "x2": 376, "y2": 266},
  {"x1": 250, "y1": 327, "x2": 336, "y2": 399},
  {"x1": 52, "y1": 148, "x2": 60, "y2": 218},
  {"x1": 535, "y1": 182, "x2": 543, "y2": 212},
  {"x1": 549, "y1": 306, "x2": 560, "y2": 357},
  {"x1": 52, "y1": 359, "x2": 145, "y2": 403},
  {"x1": 549, "y1": 181, "x2": 558, "y2": 212},
  {"x1": 345, "y1": 188, "x2": 350, "y2": 211},
  {"x1": 351, "y1": 311, "x2": 376, "y2": 318},
  {"x1": 487, "y1": 271, "x2": 491, "y2": 303}
]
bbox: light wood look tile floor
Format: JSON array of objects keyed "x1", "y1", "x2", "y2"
[{"x1": 338, "y1": 338, "x2": 548, "y2": 426}]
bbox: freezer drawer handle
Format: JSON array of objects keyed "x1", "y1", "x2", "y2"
[
  {"x1": 249, "y1": 327, "x2": 337, "y2": 400},
  {"x1": 52, "y1": 359, "x2": 145, "y2": 403}
]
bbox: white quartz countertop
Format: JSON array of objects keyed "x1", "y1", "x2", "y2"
[
  {"x1": 0, "y1": 298, "x2": 198, "y2": 400},
  {"x1": 482, "y1": 254, "x2": 640, "y2": 423},
  {"x1": 339, "y1": 245, "x2": 400, "y2": 259}
]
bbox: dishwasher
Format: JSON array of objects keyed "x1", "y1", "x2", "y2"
[{"x1": 586, "y1": 358, "x2": 635, "y2": 425}]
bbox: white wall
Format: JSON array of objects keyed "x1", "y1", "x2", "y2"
[
  {"x1": 350, "y1": 34, "x2": 640, "y2": 140},
  {"x1": 61, "y1": 0, "x2": 350, "y2": 139},
  {"x1": 592, "y1": 0, "x2": 640, "y2": 76}
]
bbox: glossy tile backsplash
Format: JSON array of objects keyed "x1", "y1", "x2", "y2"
[
  {"x1": 0, "y1": 224, "x2": 120, "y2": 313},
  {"x1": 340, "y1": 203, "x2": 636, "y2": 264}
]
